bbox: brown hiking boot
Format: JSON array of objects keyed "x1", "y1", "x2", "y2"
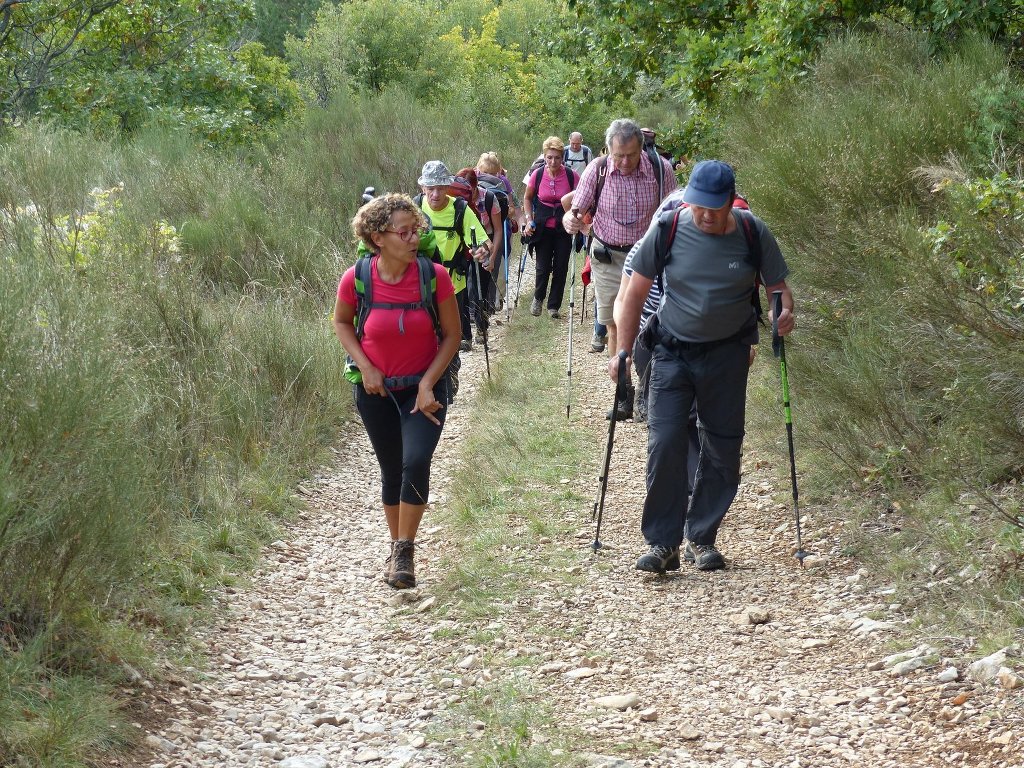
[
  {"x1": 388, "y1": 539, "x2": 416, "y2": 589},
  {"x1": 383, "y1": 541, "x2": 395, "y2": 583}
]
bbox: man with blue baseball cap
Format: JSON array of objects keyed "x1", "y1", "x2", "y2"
[{"x1": 610, "y1": 159, "x2": 796, "y2": 574}]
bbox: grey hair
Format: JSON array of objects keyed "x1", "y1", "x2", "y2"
[{"x1": 605, "y1": 119, "x2": 644, "y2": 151}]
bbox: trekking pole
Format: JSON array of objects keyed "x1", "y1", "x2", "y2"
[
  {"x1": 504, "y1": 219, "x2": 512, "y2": 324},
  {"x1": 513, "y1": 239, "x2": 529, "y2": 310},
  {"x1": 592, "y1": 350, "x2": 628, "y2": 552},
  {"x1": 471, "y1": 227, "x2": 491, "y2": 379},
  {"x1": 772, "y1": 290, "x2": 807, "y2": 566},
  {"x1": 565, "y1": 245, "x2": 576, "y2": 419},
  {"x1": 580, "y1": 282, "x2": 587, "y2": 326}
]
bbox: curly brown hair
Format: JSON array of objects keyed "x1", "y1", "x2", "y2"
[{"x1": 351, "y1": 193, "x2": 428, "y2": 251}]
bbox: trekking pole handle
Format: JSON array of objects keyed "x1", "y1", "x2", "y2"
[
  {"x1": 772, "y1": 290, "x2": 783, "y2": 358},
  {"x1": 616, "y1": 349, "x2": 628, "y2": 394}
]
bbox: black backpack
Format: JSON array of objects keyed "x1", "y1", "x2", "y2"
[
  {"x1": 653, "y1": 202, "x2": 765, "y2": 324},
  {"x1": 476, "y1": 173, "x2": 511, "y2": 223},
  {"x1": 413, "y1": 193, "x2": 472, "y2": 276},
  {"x1": 528, "y1": 166, "x2": 578, "y2": 231},
  {"x1": 563, "y1": 145, "x2": 593, "y2": 165}
]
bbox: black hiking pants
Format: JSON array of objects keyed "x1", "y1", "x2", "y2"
[
  {"x1": 633, "y1": 334, "x2": 698, "y2": 493},
  {"x1": 532, "y1": 226, "x2": 572, "y2": 311},
  {"x1": 642, "y1": 336, "x2": 749, "y2": 549},
  {"x1": 355, "y1": 381, "x2": 447, "y2": 506}
]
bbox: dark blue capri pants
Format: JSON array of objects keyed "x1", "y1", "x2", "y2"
[
  {"x1": 641, "y1": 338, "x2": 750, "y2": 549},
  {"x1": 355, "y1": 380, "x2": 448, "y2": 506}
]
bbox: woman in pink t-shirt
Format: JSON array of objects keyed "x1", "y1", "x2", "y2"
[
  {"x1": 522, "y1": 136, "x2": 578, "y2": 319},
  {"x1": 333, "y1": 194, "x2": 461, "y2": 589}
]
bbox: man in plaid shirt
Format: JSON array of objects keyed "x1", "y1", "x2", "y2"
[{"x1": 564, "y1": 119, "x2": 677, "y2": 419}]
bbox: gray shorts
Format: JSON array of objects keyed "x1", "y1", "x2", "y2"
[{"x1": 589, "y1": 241, "x2": 629, "y2": 325}]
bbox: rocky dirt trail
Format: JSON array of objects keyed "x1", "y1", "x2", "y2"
[{"x1": 142, "y1": 274, "x2": 1023, "y2": 768}]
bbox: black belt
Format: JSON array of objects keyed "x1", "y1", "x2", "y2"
[
  {"x1": 657, "y1": 325, "x2": 749, "y2": 354},
  {"x1": 594, "y1": 235, "x2": 635, "y2": 253}
]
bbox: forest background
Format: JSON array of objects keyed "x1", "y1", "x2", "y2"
[{"x1": 1, "y1": 0, "x2": 1023, "y2": 764}]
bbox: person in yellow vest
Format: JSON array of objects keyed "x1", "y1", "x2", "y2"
[{"x1": 416, "y1": 161, "x2": 490, "y2": 352}]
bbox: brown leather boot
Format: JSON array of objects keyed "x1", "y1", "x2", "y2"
[
  {"x1": 383, "y1": 540, "x2": 395, "y2": 583},
  {"x1": 388, "y1": 539, "x2": 416, "y2": 589}
]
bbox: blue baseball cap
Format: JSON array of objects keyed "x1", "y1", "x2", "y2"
[{"x1": 682, "y1": 160, "x2": 736, "y2": 209}]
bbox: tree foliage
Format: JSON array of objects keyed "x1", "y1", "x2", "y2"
[
  {"x1": 285, "y1": 0, "x2": 428, "y2": 103},
  {"x1": 435, "y1": 10, "x2": 540, "y2": 126},
  {"x1": 0, "y1": 0, "x2": 301, "y2": 140},
  {"x1": 568, "y1": 0, "x2": 1024, "y2": 146}
]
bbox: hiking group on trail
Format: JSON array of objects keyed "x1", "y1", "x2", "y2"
[{"x1": 331, "y1": 118, "x2": 795, "y2": 590}]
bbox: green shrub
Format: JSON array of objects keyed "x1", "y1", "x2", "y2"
[{"x1": 727, "y1": 28, "x2": 1024, "y2": 636}]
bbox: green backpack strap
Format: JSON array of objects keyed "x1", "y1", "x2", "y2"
[
  {"x1": 353, "y1": 255, "x2": 374, "y2": 338},
  {"x1": 414, "y1": 254, "x2": 441, "y2": 338}
]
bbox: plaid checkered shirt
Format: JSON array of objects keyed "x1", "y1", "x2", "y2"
[{"x1": 572, "y1": 151, "x2": 678, "y2": 248}]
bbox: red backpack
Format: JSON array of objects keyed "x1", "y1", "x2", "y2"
[{"x1": 449, "y1": 176, "x2": 497, "y2": 236}]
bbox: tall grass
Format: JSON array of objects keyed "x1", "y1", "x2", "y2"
[
  {"x1": 0, "y1": 89, "x2": 535, "y2": 764},
  {"x1": 727, "y1": 28, "x2": 1024, "y2": 637}
]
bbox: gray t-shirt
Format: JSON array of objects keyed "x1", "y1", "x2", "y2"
[{"x1": 630, "y1": 207, "x2": 789, "y2": 343}]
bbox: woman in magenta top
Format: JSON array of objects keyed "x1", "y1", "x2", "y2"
[
  {"x1": 522, "y1": 136, "x2": 578, "y2": 318},
  {"x1": 333, "y1": 193, "x2": 461, "y2": 589}
]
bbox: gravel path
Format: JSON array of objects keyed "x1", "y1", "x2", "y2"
[{"x1": 143, "y1": 269, "x2": 1023, "y2": 768}]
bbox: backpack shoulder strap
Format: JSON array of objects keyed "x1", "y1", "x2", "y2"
[
  {"x1": 653, "y1": 205, "x2": 685, "y2": 294},
  {"x1": 352, "y1": 255, "x2": 374, "y2": 339},
  {"x1": 733, "y1": 209, "x2": 762, "y2": 273},
  {"x1": 415, "y1": 255, "x2": 441, "y2": 336},
  {"x1": 567, "y1": 168, "x2": 578, "y2": 191},
  {"x1": 733, "y1": 208, "x2": 766, "y2": 324},
  {"x1": 646, "y1": 146, "x2": 665, "y2": 201},
  {"x1": 591, "y1": 156, "x2": 609, "y2": 214},
  {"x1": 452, "y1": 196, "x2": 470, "y2": 249},
  {"x1": 529, "y1": 166, "x2": 543, "y2": 197}
]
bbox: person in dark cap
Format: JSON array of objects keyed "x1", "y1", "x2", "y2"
[{"x1": 610, "y1": 159, "x2": 795, "y2": 574}]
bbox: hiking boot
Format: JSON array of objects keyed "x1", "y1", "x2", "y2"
[
  {"x1": 383, "y1": 541, "x2": 395, "y2": 583},
  {"x1": 448, "y1": 369, "x2": 459, "y2": 401},
  {"x1": 530, "y1": 298, "x2": 542, "y2": 316},
  {"x1": 683, "y1": 541, "x2": 725, "y2": 571},
  {"x1": 460, "y1": 338, "x2": 472, "y2": 352},
  {"x1": 634, "y1": 388, "x2": 648, "y2": 423},
  {"x1": 605, "y1": 385, "x2": 635, "y2": 421},
  {"x1": 388, "y1": 539, "x2": 416, "y2": 589},
  {"x1": 635, "y1": 544, "x2": 681, "y2": 574},
  {"x1": 591, "y1": 333, "x2": 607, "y2": 353},
  {"x1": 548, "y1": 309, "x2": 560, "y2": 319}
]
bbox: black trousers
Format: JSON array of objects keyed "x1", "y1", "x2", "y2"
[
  {"x1": 633, "y1": 334, "x2": 698, "y2": 493},
  {"x1": 355, "y1": 381, "x2": 447, "y2": 506},
  {"x1": 532, "y1": 226, "x2": 572, "y2": 310},
  {"x1": 641, "y1": 339, "x2": 750, "y2": 548},
  {"x1": 466, "y1": 266, "x2": 492, "y2": 333}
]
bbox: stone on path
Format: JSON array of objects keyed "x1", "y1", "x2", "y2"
[
  {"x1": 279, "y1": 757, "x2": 329, "y2": 768},
  {"x1": 594, "y1": 693, "x2": 640, "y2": 710}
]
